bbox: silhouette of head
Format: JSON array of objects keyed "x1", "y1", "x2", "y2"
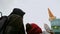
[{"x1": 11, "y1": 8, "x2": 25, "y2": 17}]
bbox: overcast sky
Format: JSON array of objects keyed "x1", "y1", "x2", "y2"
[{"x1": 0, "y1": 0, "x2": 60, "y2": 31}]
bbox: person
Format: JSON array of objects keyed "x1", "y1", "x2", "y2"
[
  {"x1": 26, "y1": 23, "x2": 42, "y2": 34},
  {"x1": 3, "y1": 8, "x2": 25, "y2": 34}
]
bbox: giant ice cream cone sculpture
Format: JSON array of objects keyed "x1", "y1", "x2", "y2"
[
  {"x1": 48, "y1": 8, "x2": 56, "y2": 21},
  {"x1": 48, "y1": 8, "x2": 60, "y2": 34}
]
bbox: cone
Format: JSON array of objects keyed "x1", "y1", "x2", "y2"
[{"x1": 48, "y1": 8, "x2": 56, "y2": 21}]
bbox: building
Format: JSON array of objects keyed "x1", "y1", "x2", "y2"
[{"x1": 48, "y1": 8, "x2": 60, "y2": 34}]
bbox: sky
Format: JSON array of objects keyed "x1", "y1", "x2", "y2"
[{"x1": 0, "y1": 0, "x2": 60, "y2": 31}]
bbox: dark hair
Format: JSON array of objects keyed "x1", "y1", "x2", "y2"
[
  {"x1": 26, "y1": 23, "x2": 32, "y2": 32},
  {"x1": 10, "y1": 8, "x2": 25, "y2": 17}
]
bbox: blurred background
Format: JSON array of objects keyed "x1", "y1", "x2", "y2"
[{"x1": 0, "y1": 0, "x2": 60, "y2": 31}]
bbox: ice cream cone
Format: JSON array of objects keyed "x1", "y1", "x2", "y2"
[{"x1": 48, "y1": 8, "x2": 56, "y2": 21}]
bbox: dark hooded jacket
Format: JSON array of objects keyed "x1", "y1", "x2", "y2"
[{"x1": 3, "y1": 8, "x2": 25, "y2": 34}]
